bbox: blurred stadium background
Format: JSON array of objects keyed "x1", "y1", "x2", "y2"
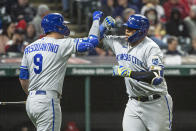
[{"x1": 0, "y1": 0, "x2": 196, "y2": 131}]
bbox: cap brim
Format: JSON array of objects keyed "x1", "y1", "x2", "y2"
[
  {"x1": 123, "y1": 23, "x2": 128, "y2": 27},
  {"x1": 63, "y1": 21, "x2": 70, "y2": 24},
  {"x1": 123, "y1": 23, "x2": 139, "y2": 30}
]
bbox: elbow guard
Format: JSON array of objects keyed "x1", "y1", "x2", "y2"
[
  {"x1": 151, "y1": 73, "x2": 163, "y2": 85},
  {"x1": 76, "y1": 35, "x2": 99, "y2": 52},
  {"x1": 76, "y1": 41, "x2": 94, "y2": 52},
  {"x1": 88, "y1": 35, "x2": 99, "y2": 47},
  {"x1": 150, "y1": 65, "x2": 164, "y2": 85}
]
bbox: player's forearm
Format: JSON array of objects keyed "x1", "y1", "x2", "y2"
[
  {"x1": 130, "y1": 71, "x2": 156, "y2": 84},
  {"x1": 113, "y1": 66, "x2": 163, "y2": 85},
  {"x1": 88, "y1": 10, "x2": 103, "y2": 38},
  {"x1": 131, "y1": 71, "x2": 163, "y2": 86},
  {"x1": 76, "y1": 11, "x2": 102, "y2": 52},
  {"x1": 89, "y1": 20, "x2": 100, "y2": 38},
  {"x1": 76, "y1": 20, "x2": 100, "y2": 52},
  {"x1": 99, "y1": 24, "x2": 106, "y2": 39},
  {"x1": 19, "y1": 79, "x2": 29, "y2": 95}
]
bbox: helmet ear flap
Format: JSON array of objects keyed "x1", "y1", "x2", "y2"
[
  {"x1": 128, "y1": 28, "x2": 148, "y2": 43},
  {"x1": 128, "y1": 30, "x2": 139, "y2": 43},
  {"x1": 140, "y1": 28, "x2": 147, "y2": 36}
]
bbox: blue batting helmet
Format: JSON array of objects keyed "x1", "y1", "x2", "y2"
[
  {"x1": 124, "y1": 14, "x2": 150, "y2": 43},
  {"x1": 41, "y1": 13, "x2": 70, "y2": 36}
]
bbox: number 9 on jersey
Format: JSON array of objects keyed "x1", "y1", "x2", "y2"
[{"x1": 34, "y1": 54, "x2": 43, "y2": 74}]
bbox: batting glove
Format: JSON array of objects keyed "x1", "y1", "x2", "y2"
[
  {"x1": 113, "y1": 65, "x2": 132, "y2": 77},
  {"x1": 93, "y1": 11, "x2": 103, "y2": 21},
  {"x1": 100, "y1": 16, "x2": 116, "y2": 39},
  {"x1": 102, "y1": 16, "x2": 116, "y2": 30}
]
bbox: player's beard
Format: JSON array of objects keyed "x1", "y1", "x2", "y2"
[{"x1": 125, "y1": 36, "x2": 129, "y2": 41}]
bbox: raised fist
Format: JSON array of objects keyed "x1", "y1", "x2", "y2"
[
  {"x1": 103, "y1": 16, "x2": 116, "y2": 30},
  {"x1": 93, "y1": 11, "x2": 103, "y2": 21}
]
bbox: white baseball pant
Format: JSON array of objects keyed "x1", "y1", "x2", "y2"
[
  {"x1": 123, "y1": 94, "x2": 173, "y2": 131},
  {"x1": 26, "y1": 90, "x2": 61, "y2": 131}
]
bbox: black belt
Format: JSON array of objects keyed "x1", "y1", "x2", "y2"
[{"x1": 131, "y1": 94, "x2": 161, "y2": 102}]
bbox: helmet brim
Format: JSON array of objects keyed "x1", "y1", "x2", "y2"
[
  {"x1": 123, "y1": 23, "x2": 139, "y2": 30},
  {"x1": 123, "y1": 23, "x2": 128, "y2": 27},
  {"x1": 63, "y1": 21, "x2": 70, "y2": 24}
]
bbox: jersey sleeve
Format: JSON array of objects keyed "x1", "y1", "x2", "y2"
[
  {"x1": 145, "y1": 47, "x2": 165, "y2": 85},
  {"x1": 19, "y1": 52, "x2": 29, "y2": 79},
  {"x1": 102, "y1": 35, "x2": 115, "y2": 52},
  {"x1": 60, "y1": 38, "x2": 77, "y2": 57},
  {"x1": 146, "y1": 47, "x2": 164, "y2": 69}
]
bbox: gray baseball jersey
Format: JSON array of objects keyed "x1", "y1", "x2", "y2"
[
  {"x1": 21, "y1": 19, "x2": 100, "y2": 131},
  {"x1": 103, "y1": 36, "x2": 168, "y2": 97},
  {"x1": 103, "y1": 36, "x2": 172, "y2": 131},
  {"x1": 21, "y1": 37, "x2": 76, "y2": 95},
  {"x1": 20, "y1": 20, "x2": 99, "y2": 96}
]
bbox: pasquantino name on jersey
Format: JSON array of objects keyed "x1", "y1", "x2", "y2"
[{"x1": 24, "y1": 43, "x2": 59, "y2": 54}]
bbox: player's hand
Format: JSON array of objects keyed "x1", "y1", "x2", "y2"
[
  {"x1": 113, "y1": 65, "x2": 132, "y2": 77},
  {"x1": 102, "y1": 16, "x2": 116, "y2": 30},
  {"x1": 93, "y1": 11, "x2": 103, "y2": 21}
]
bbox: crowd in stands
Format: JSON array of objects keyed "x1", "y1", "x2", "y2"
[
  {"x1": 97, "y1": 0, "x2": 196, "y2": 56},
  {"x1": 0, "y1": 0, "x2": 196, "y2": 57},
  {"x1": 0, "y1": 0, "x2": 49, "y2": 56}
]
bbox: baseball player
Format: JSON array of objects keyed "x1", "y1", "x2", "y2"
[
  {"x1": 19, "y1": 11, "x2": 103, "y2": 131},
  {"x1": 100, "y1": 15, "x2": 173, "y2": 131}
]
